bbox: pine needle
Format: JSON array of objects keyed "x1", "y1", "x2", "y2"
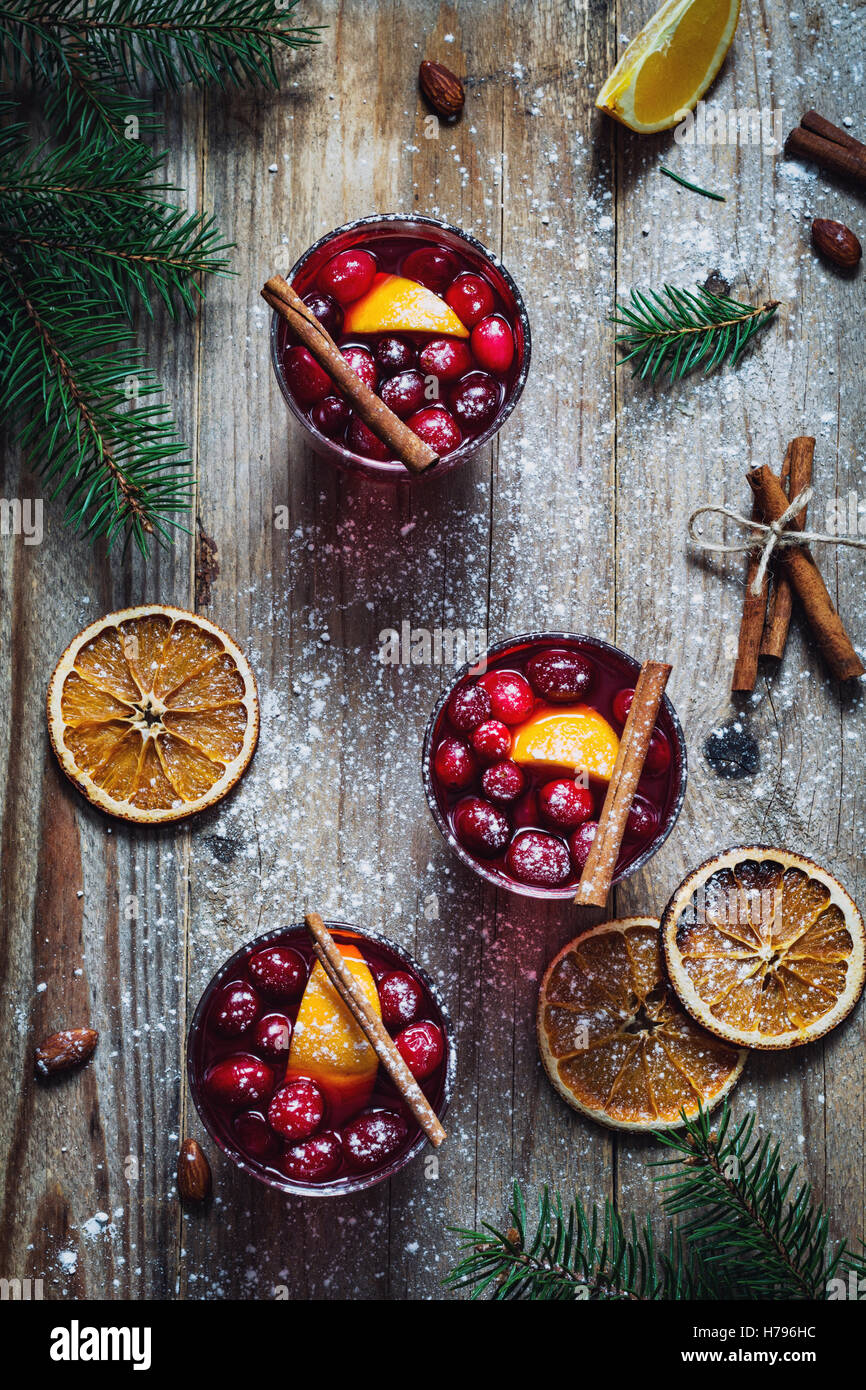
[
  {"x1": 612, "y1": 284, "x2": 780, "y2": 383},
  {"x1": 659, "y1": 165, "x2": 726, "y2": 201}
]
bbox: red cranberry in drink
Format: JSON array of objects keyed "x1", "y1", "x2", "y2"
[
  {"x1": 569, "y1": 821, "x2": 598, "y2": 870},
  {"x1": 470, "y1": 719, "x2": 512, "y2": 761},
  {"x1": 347, "y1": 416, "x2": 391, "y2": 461},
  {"x1": 450, "y1": 372, "x2": 500, "y2": 429},
  {"x1": 471, "y1": 315, "x2": 514, "y2": 373},
  {"x1": 379, "y1": 369, "x2": 427, "y2": 419},
  {"x1": 447, "y1": 681, "x2": 492, "y2": 733},
  {"x1": 282, "y1": 1130, "x2": 343, "y2": 1183},
  {"x1": 405, "y1": 405, "x2": 462, "y2": 454},
  {"x1": 374, "y1": 336, "x2": 415, "y2": 375},
  {"x1": 418, "y1": 337, "x2": 474, "y2": 383},
  {"x1": 342, "y1": 1111, "x2": 408, "y2": 1172},
  {"x1": 453, "y1": 796, "x2": 510, "y2": 857},
  {"x1": 312, "y1": 395, "x2": 351, "y2": 439},
  {"x1": 612, "y1": 688, "x2": 635, "y2": 726},
  {"x1": 212, "y1": 982, "x2": 260, "y2": 1036},
  {"x1": 645, "y1": 730, "x2": 672, "y2": 775},
  {"x1": 539, "y1": 780, "x2": 594, "y2": 831},
  {"x1": 481, "y1": 759, "x2": 525, "y2": 802},
  {"x1": 341, "y1": 344, "x2": 377, "y2": 390},
  {"x1": 506, "y1": 830, "x2": 571, "y2": 887},
  {"x1": 378, "y1": 971, "x2": 423, "y2": 1029},
  {"x1": 527, "y1": 651, "x2": 594, "y2": 703},
  {"x1": 478, "y1": 670, "x2": 534, "y2": 725},
  {"x1": 395, "y1": 1021, "x2": 444, "y2": 1080},
  {"x1": 445, "y1": 272, "x2": 495, "y2": 328},
  {"x1": 248, "y1": 945, "x2": 306, "y2": 1000},
  {"x1": 253, "y1": 1012, "x2": 293, "y2": 1059},
  {"x1": 204, "y1": 1055, "x2": 273, "y2": 1108},
  {"x1": 302, "y1": 291, "x2": 342, "y2": 339},
  {"x1": 233, "y1": 1110, "x2": 277, "y2": 1161},
  {"x1": 512, "y1": 786, "x2": 540, "y2": 829},
  {"x1": 433, "y1": 736, "x2": 477, "y2": 790},
  {"x1": 625, "y1": 796, "x2": 659, "y2": 840},
  {"x1": 317, "y1": 247, "x2": 377, "y2": 305},
  {"x1": 283, "y1": 345, "x2": 332, "y2": 405},
  {"x1": 268, "y1": 1079, "x2": 324, "y2": 1141},
  {"x1": 402, "y1": 245, "x2": 459, "y2": 291}
]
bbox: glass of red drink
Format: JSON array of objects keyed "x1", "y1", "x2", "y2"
[
  {"x1": 422, "y1": 633, "x2": 687, "y2": 900},
  {"x1": 188, "y1": 923, "x2": 455, "y2": 1197},
  {"x1": 270, "y1": 214, "x2": 531, "y2": 480}
]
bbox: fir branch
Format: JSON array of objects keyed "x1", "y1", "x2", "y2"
[{"x1": 612, "y1": 284, "x2": 779, "y2": 382}]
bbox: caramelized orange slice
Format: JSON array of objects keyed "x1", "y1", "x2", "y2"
[
  {"x1": 47, "y1": 605, "x2": 259, "y2": 823},
  {"x1": 342, "y1": 273, "x2": 469, "y2": 336},
  {"x1": 286, "y1": 945, "x2": 381, "y2": 1123},
  {"x1": 511, "y1": 705, "x2": 620, "y2": 779}
]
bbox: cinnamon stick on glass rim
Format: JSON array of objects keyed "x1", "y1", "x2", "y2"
[
  {"x1": 261, "y1": 275, "x2": 438, "y2": 475},
  {"x1": 760, "y1": 437, "x2": 815, "y2": 660},
  {"x1": 575, "y1": 661, "x2": 672, "y2": 909},
  {"x1": 304, "y1": 912, "x2": 446, "y2": 1148}
]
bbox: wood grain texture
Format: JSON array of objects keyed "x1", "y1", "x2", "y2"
[{"x1": 1, "y1": 0, "x2": 864, "y2": 1301}]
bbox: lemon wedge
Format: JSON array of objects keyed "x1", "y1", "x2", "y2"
[
  {"x1": 286, "y1": 944, "x2": 381, "y2": 1124},
  {"x1": 511, "y1": 706, "x2": 620, "y2": 781},
  {"x1": 342, "y1": 273, "x2": 469, "y2": 336}
]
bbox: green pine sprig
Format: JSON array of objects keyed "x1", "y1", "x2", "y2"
[{"x1": 612, "y1": 284, "x2": 780, "y2": 382}]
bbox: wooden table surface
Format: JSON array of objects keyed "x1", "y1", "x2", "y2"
[{"x1": 2, "y1": 0, "x2": 865, "y2": 1301}]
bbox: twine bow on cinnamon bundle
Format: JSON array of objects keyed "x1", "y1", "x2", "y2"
[{"x1": 688, "y1": 441, "x2": 866, "y2": 688}]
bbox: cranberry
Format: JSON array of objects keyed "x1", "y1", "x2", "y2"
[
  {"x1": 302, "y1": 291, "x2": 343, "y2": 338},
  {"x1": 645, "y1": 730, "x2": 672, "y2": 775},
  {"x1": 233, "y1": 1110, "x2": 277, "y2": 1160},
  {"x1": 470, "y1": 719, "x2": 512, "y2": 761},
  {"x1": 569, "y1": 821, "x2": 598, "y2": 870},
  {"x1": 379, "y1": 369, "x2": 427, "y2": 419},
  {"x1": 282, "y1": 1130, "x2": 343, "y2": 1182},
  {"x1": 625, "y1": 796, "x2": 659, "y2": 840},
  {"x1": 450, "y1": 372, "x2": 500, "y2": 429},
  {"x1": 539, "y1": 780, "x2": 594, "y2": 830},
  {"x1": 612, "y1": 688, "x2": 635, "y2": 726},
  {"x1": 253, "y1": 1012, "x2": 293, "y2": 1059},
  {"x1": 433, "y1": 736, "x2": 477, "y2": 790},
  {"x1": 481, "y1": 760, "x2": 525, "y2": 802},
  {"x1": 268, "y1": 1079, "x2": 324, "y2": 1141},
  {"x1": 418, "y1": 337, "x2": 474, "y2": 383},
  {"x1": 347, "y1": 416, "x2": 391, "y2": 461},
  {"x1": 212, "y1": 981, "x2": 260, "y2": 1036},
  {"x1": 471, "y1": 315, "x2": 514, "y2": 374},
  {"x1": 283, "y1": 345, "x2": 332, "y2": 405},
  {"x1": 312, "y1": 395, "x2": 351, "y2": 438},
  {"x1": 378, "y1": 971, "x2": 423, "y2": 1028},
  {"x1": 453, "y1": 796, "x2": 510, "y2": 857},
  {"x1": 478, "y1": 670, "x2": 534, "y2": 725},
  {"x1": 342, "y1": 1111, "x2": 408, "y2": 1172},
  {"x1": 505, "y1": 830, "x2": 571, "y2": 887},
  {"x1": 445, "y1": 273, "x2": 495, "y2": 328},
  {"x1": 374, "y1": 336, "x2": 416, "y2": 375},
  {"x1": 527, "y1": 651, "x2": 594, "y2": 702},
  {"x1": 317, "y1": 248, "x2": 377, "y2": 305},
  {"x1": 341, "y1": 344, "x2": 377, "y2": 390},
  {"x1": 402, "y1": 245, "x2": 460, "y2": 291},
  {"x1": 447, "y1": 681, "x2": 492, "y2": 733},
  {"x1": 204, "y1": 1055, "x2": 273, "y2": 1108},
  {"x1": 512, "y1": 787, "x2": 540, "y2": 829},
  {"x1": 248, "y1": 946, "x2": 306, "y2": 1000},
  {"x1": 395, "y1": 1021, "x2": 444, "y2": 1080},
  {"x1": 405, "y1": 405, "x2": 462, "y2": 454}
]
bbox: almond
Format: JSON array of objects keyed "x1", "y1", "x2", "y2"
[
  {"x1": 811, "y1": 218, "x2": 862, "y2": 270},
  {"x1": 419, "y1": 60, "x2": 465, "y2": 120},
  {"x1": 177, "y1": 1138, "x2": 212, "y2": 1204},
  {"x1": 35, "y1": 1027, "x2": 98, "y2": 1077}
]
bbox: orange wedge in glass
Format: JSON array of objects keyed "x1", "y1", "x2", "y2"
[
  {"x1": 342, "y1": 273, "x2": 469, "y2": 336},
  {"x1": 47, "y1": 605, "x2": 258, "y2": 823},
  {"x1": 537, "y1": 918, "x2": 746, "y2": 1130},
  {"x1": 662, "y1": 847, "x2": 866, "y2": 1049},
  {"x1": 285, "y1": 945, "x2": 381, "y2": 1124},
  {"x1": 511, "y1": 706, "x2": 619, "y2": 780}
]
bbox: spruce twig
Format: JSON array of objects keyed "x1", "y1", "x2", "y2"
[{"x1": 612, "y1": 284, "x2": 779, "y2": 382}]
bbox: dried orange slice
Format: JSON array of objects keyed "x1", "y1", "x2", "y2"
[
  {"x1": 662, "y1": 847, "x2": 866, "y2": 1049},
  {"x1": 537, "y1": 918, "x2": 745, "y2": 1130},
  {"x1": 47, "y1": 605, "x2": 259, "y2": 824},
  {"x1": 511, "y1": 706, "x2": 620, "y2": 780},
  {"x1": 342, "y1": 273, "x2": 469, "y2": 336}
]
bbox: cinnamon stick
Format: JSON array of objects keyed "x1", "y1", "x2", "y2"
[
  {"x1": 304, "y1": 912, "x2": 446, "y2": 1148},
  {"x1": 785, "y1": 116, "x2": 866, "y2": 191},
  {"x1": 731, "y1": 495, "x2": 770, "y2": 693},
  {"x1": 746, "y1": 466, "x2": 864, "y2": 681},
  {"x1": 261, "y1": 275, "x2": 438, "y2": 475},
  {"x1": 801, "y1": 110, "x2": 866, "y2": 162},
  {"x1": 574, "y1": 661, "x2": 672, "y2": 908},
  {"x1": 760, "y1": 437, "x2": 815, "y2": 660}
]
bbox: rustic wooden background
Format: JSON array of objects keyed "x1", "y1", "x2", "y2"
[{"x1": 2, "y1": 0, "x2": 865, "y2": 1300}]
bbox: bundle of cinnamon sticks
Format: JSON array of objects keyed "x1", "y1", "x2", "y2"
[{"x1": 785, "y1": 111, "x2": 866, "y2": 193}]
